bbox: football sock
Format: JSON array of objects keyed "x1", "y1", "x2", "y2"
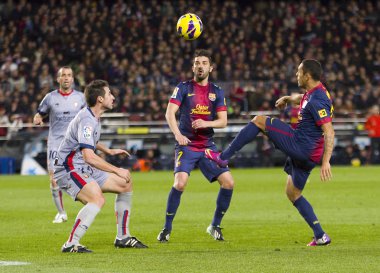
[
  {"x1": 220, "y1": 121, "x2": 260, "y2": 160},
  {"x1": 67, "y1": 203, "x2": 100, "y2": 246},
  {"x1": 293, "y1": 196, "x2": 324, "y2": 239},
  {"x1": 115, "y1": 192, "x2": 133, "y2": 239},
  {"x1": 51, "y1": 186, "x2": 65, "y2": 214},
  {"x1": 212, "y1": 188, "x2": 233, "y2": 227},
  {"x1": 164, "y1": 187, "x2": 183, "y2": 231}
]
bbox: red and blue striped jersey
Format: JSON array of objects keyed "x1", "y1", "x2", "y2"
[
  {"x1": 169, "y1": 80, "x2": 227, "y2": 151},
  {"x1": 295, "y1": 83, "x2": 334, "y2": 163}
]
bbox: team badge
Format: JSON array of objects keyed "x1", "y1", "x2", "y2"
[
  {"x1": 83, "y1": 126, "x2": 92, "y2": 139},
  {"x1": 318, "y1": 109, "x2": 327, "y2": 118},
  {"x1": 171, "y1": 87, "x2": 179, "y2": 98},
  {"x1": 208, "y1": 93, "x2": 216, "y2": 101}
]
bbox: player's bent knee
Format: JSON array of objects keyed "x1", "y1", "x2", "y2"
[{"x1": 252, "y1": 115, "x2": 267, "y2": 130}]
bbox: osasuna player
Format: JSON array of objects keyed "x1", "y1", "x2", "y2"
[
  {"x1": 157, "y1": 49, "x2": 235, "y2": 242},
  {"x1": 54, "y1": 80, "x2": 147, "y2": 253},
  {"x1": 33, "y1": 66, "x2": 86, "y2": 224},
  {"x1": 206, "y1": 59, "x2": 334, "y2": 246}
]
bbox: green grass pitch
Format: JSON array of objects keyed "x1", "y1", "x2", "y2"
[{"x1": 0, "y1": 166, "x2": 379, "y2": 273}]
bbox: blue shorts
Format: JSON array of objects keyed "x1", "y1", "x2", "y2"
[
  {"x1": 174, "y1": 145, "x2": 229, "y2": 182},
  {"x1": 265, "y1": 118, "x2": 316, "y2": 190}
]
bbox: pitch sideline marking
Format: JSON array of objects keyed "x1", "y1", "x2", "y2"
[{"x1": 0, "y1": 261, "x2": 31, "y2": 266}]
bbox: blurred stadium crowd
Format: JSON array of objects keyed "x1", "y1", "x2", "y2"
[
  {"x1": 0, "y1": 0, "x2": 379, "y2": 123},
  {"x1": 0, "y1": 0, "x2": 380, "y2": 170}
]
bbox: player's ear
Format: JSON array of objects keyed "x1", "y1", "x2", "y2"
[{"x1": 209, "y1": 65, "x2": 213, "y2": 73}]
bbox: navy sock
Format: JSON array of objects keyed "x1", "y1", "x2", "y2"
[
  {"x1": 164, "y1": 187, "x2": 183, "y2": 231},
  {"x1": 293, "y1": 196, "x2": 324, "y2": 238},
  {"x1": 221, "y1": 121, "x2": 260, "y2": 160},
  {"x1": 212, "y1": 188, "x2": 233, "y2": 227}
]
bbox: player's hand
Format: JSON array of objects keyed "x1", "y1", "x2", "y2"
[
  {"x1": 192, "y1": 119, "x2": 207, "y2": 129},
  {"x1": 116, "y1": 168, "x2": 131, "y2": 183},
  {"x1": 320, "y1": 162, "x2": 332, "y2": 181},
  {"x1": 109, "y1": 149, "x2": 130, "y2": 157},
  {"x1": 33, "y1": 115, "x2": 43, "y2": 126},
  {"x1": 175, "y1": 133, "x2": 191, "y2": 146},
  {"x1": 275, "y1": 96, "x2": 289, "y2": 110}
]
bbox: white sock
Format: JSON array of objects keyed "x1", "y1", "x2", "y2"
[
  {"x1": 51, "y1": 186, "x2": 65, "y2": 214},
  {"x1": 115, "y1": 192, "x2": 133, "y2": 239},
  {"x1": 66, "y1": 203, "x2": 100, "y2": 246}
]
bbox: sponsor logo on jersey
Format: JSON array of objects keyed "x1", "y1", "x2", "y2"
[
  {"x1": 171, "y1": 87, "x2": 179, "y2": 98},
  {"x1": 83, "y1": 126, "x2": 92, "y2": 139},
  {"x1": 208, "y1": 93, "x2": 216, "y2": 101},
  {"x1": 190, "y1": 104, "x2": 211, "y2": 115},
  {"x1": 318, "y1": 109, "x2": 327, "y2": 118}
]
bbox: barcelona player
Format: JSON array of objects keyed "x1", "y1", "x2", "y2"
[
  {"x1": 157, "y1": 49, "x2": 235, "y2": 242},
  {"x1": 206, "y1": 59, "x2": 334, "y2": 246}
]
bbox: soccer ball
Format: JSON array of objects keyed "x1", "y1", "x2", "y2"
[{"x1": 176, "y1": 13, "x2": 203, "y2": 40}]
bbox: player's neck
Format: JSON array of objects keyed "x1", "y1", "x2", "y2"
[
  {"x1": 194, "y1": 78, "x2": 209, "y2": 86},
  {"x1": 306, "y1": 81, "x2": 321, "y2": 91},
  {"x1": 59, "y1": 88, "x2": 72, "y2": 94},
  {"x1": 90, "y1": 105, "x2": 104, "y2": 119}
]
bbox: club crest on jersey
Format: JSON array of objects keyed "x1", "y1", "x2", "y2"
[
  {"x1": 83, "y1": 126, "x2": 92, "y2": 139},
  {"x1": 171, "y1": 87, "x2": 179, "y2": 98},
  {"x1": 208, "y1": 93, "x2": 216, "y2": 101},
  {"x1": 318, "y1": 109, "x2": 327, "y2": 118}
]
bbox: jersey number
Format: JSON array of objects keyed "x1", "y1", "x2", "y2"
[{"x1": 176, "y1": 151, "x2": 183, "y2": 167}]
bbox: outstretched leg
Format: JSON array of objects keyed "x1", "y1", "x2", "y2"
[{"x1": 205, "y1": 116, "x2": 267, "y2": 166}]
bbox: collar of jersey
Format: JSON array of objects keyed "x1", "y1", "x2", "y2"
[
  {"x1": 306, "y1": 83, "x2": 323, "y2": 95},
  {"x1": 87, "y1": 107, "x2": 95, "y2": 117},
  {"x1": 58, "y1": 89, "x2": 74, "y2": 96}
]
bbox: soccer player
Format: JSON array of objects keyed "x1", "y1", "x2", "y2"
[
  {"x1": 33, "y1": 66, "x2": 86, "y2": 224},
  {"x1": 54, "y1": 80, "x2": 147, "y2": 253},
  {"x1": 157, "y1": 49, "x2": 235, "y2": 242},
  {"x1": 206, "y1": 59, "x2": 334, "y2": 246}
]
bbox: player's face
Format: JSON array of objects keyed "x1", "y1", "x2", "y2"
[
  {"x1": 192, "y1": 56, "x2": 213, "y2": 82},
  {"x1": 296, "y1": 63, "x2": 307, "y2": 89},
  {"x1": 57, "y1": 68, "x2": 74, "y2": 91},
  {"x1": 101, "y1": 87, "x2": 115, "y2": 110}
]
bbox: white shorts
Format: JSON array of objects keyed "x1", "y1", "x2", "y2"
[{"x1": 55, "y1": 165, "x2": 109, "y2": 200}]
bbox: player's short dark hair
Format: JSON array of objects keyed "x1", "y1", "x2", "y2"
[
  {"x1": 85, "y1": 80, "x2": 109, "y2": 107},
  {"x1": 57, "y1": 66, "x2": 73, "y2": 77},
  {"x1": 194, "y1": 49, "x2": 212, "y2": 64},
  {"x1": 301, "y1": 59, "x2": 323, "y2": 81}
]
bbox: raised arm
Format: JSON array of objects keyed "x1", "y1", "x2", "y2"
[{"x1": 275, "y1": 93, "x2": 303, "y2": 109}]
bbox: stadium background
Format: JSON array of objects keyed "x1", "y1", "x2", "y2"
[{"x1": 0, "y1": 0, "x2": 379, "y2": 173}]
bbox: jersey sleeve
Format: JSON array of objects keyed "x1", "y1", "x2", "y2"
[
  {"x1": 215, "y1": 87, "x2": 227, "y2": 112},
  {"x1": 169, "y1": 83, "x2": 185, "y2": 106},
  {"x1": 77, "y1": 116, "x2": 96, "y2": 150},
  {"x1": 37, "y1": 93, "x2": 51, "y2": 115},
  {"x1": 309, "y1": 93, "x2": 333, "y2": 126}
]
